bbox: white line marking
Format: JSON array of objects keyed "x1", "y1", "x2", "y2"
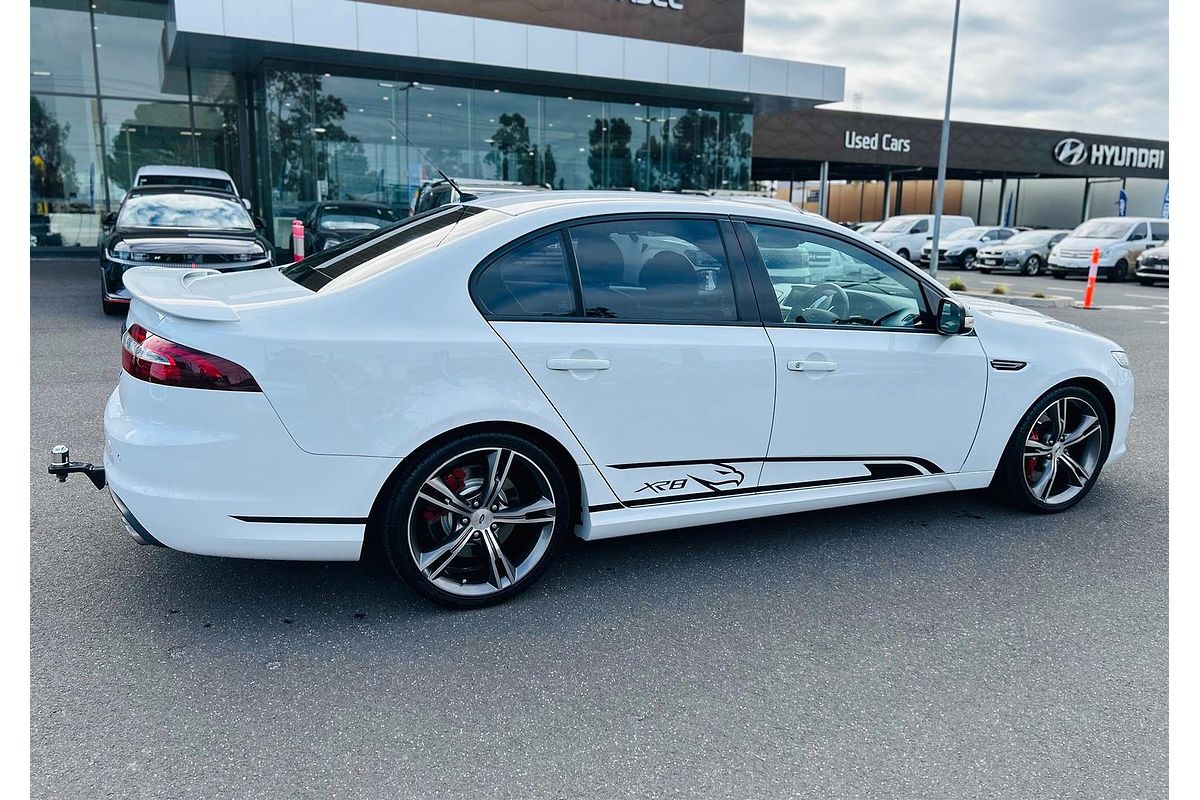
[{"x1": 1128, "y1": 293, "x2": 1168, "y2": 300}]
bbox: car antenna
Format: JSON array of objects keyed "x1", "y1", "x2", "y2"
[{"x1": 435, "y1": 169, "x2": 476, "y2": 203}]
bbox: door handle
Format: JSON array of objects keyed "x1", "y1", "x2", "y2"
[
  {"x1": 787, "y1": 359, "x2": 838, "y2": 372},
  {"x1": 547, "y1": 358, "x2": 611, "y2": 371}
]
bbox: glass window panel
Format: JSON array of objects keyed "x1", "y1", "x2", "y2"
[
  {"x1": 31, "y1": 93, "x2": 104, "y2": 247},
  {"x1": 471, "y1": 88, "x2": 542, "y2": 185},
  {"x1": 31, "y1": 0, "x2": 96, "y2": 96},
  {"x1": 474, "y1": 232, "x2": 576, "y2": 317},
  {"x1": 542, "y1": 96, "x2": 602, "y2": 190},
  {"x1": 190, "y1": 68, "x2": 238, "y2": 105},
  {"x1": 93, "y1": 0, "x2": 187, "y2": 100},
  {"x1": 570, "y1": 219, "x2": 737, "y2": 321},
  {"x1": 408, "y1": 83, "x2": 472, "y2": 187},
  {"x1": 101, "y1": 98, "x2": 194, "y2": 204},
  {"x1": 191, "y1": 104, "x2": 242, "y2": 194},
  {"x1": 748, "y1": 223, "x2": 928, "y2": 328}
]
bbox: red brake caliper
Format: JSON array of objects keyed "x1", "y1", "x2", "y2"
[
  {"x1": 424, "y1": 467, "x2": 467, "y2": 521},
  {"x1": 1025, "y1": 430, "x2": 1040, "y2": 480}
]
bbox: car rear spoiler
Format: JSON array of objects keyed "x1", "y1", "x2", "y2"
[{"x1": 122, "y1": 267, "x2": 240, "y2": 322}]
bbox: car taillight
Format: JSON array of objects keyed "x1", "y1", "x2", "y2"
[{"x1": 121, "y1": 324, "x2": 261, "y2": 392}]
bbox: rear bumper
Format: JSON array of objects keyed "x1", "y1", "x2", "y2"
[{"x1": 103, "y1": 374, "x2": 400, "y2": 560}]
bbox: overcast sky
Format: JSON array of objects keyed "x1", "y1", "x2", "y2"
[{"x1": 743, "y1": 0, "x2": 1169, "y2": 140}]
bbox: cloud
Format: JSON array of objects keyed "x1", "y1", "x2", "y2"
[{"x1": 743, "y1": 0, "x2": 1168, "y2": 140}]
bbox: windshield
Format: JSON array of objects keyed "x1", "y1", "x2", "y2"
[
  {"x1": 136, "y1": 175, "x2": 235, "y2": 193},
  {"x1": 944, "y1": 226, "x2": 988, "y2": 241},
  {"x1": 318, "y1": 207, "x2": 398, "y2": 230},
  {"x1": 118, "y1": 193, "x2": 253, "y2": 230},
  {"x1": 1073, "y1": 221, "x2": 1133, "y2": 239},
  {"x1": 1006, "y1": 230, "x2": 1057, "y2": 245},
  {"x1": 875, "y1": 217, "x2": 918, "y2": 233},
  {"x1": 281, "y1": 205, "x2": 487, "y2": 291}
]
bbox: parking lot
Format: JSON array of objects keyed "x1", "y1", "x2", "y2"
[{"x1": 30, "y1": 256, "x2": 1167, "y2": 799}]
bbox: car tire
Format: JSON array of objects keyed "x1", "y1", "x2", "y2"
[
  {"x1": 1107, "y1": 259, "x2": 1129, "y2": 282},
  {"x1": 896, "y1": 248, "x2": 910, "y2": 262},
  {"x1": 1023, "y1": 255, "x2": 1042, "y2": 276},
  {"x1": 994, "y1": 385, "x2": 1110, "y2": 514},
  {"x1": 379, "y1": 432, "x2": 572, "y2": 608},
  {"x1": 961, "y1": 250, "x2": 978, "y2": 271},
  {"x1": 979, "y1": 268, "x2": 991, "y2": 275},
  {"x1": 102, "y1": 299, "x2": 126, "y2": 316},
  {"x1": 1137, "y1": 277, "x2": 1156, "y2": 286}
]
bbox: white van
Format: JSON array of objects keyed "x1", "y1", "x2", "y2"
[
  {"x1": 864, "y1": 214, "x2": 974, "y2": 262},
  {"x1": 1047, "y1": 216, "x2": 1170, "y2": 282}
]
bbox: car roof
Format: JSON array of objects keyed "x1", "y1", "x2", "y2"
[
  {"x1": 464, "y1": 190, "x2": 825, "y2": 226},
  {"x1": 134, "y1": 165, "x2": 235, "y2": 181},
  {"x1": 1082, "y1": 216, "x2": 1165, "y2": 224}
]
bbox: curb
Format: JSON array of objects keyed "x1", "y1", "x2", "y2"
[{"x1": 957, "y1": 290, "x2": 1075, "y2": 308}]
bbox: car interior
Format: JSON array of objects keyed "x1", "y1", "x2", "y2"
[{"x1": 751, "y1": 225, "x2": 927, "y2": 328}]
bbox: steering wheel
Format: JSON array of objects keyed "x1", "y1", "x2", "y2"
[{"x1": 785, "y1": 283, "x2": 850, "y2": 324}]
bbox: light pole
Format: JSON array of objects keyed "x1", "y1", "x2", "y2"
[{"x1": 928, "y1": 0, "x2": 962, "y2": 279}]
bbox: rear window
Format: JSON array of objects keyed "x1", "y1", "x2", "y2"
[
  {"x1": 137, "y1": 174, "x2": 235, "y2": 193},
  {"x1": 281, "y1": 205, "x2": 486, "y2": 291},
  {"x1": 118, "y1": 193, "x2": 253, "y2": 230}
]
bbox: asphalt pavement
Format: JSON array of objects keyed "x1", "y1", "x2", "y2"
[{"x1": 30, "y1": 257, "x2": 1167, "y2": 799}]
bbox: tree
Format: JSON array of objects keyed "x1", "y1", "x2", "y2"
[
  {"x1": 588, "y1": 116, "x2": 632, "y2": 188},
  {"x1": 30, "y1": 96, "x2": 78, "y2": 201}
]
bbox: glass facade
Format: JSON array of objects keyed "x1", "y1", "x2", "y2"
[
  {"x1": 30, "y1": 1, "x2": 753, "y2": 250},
  {"x1": 29, "y1": 0, "x2": 241, "y2": 248},
  {"x1": 256, "y1": 66, "x2": 753, "y2": 244}
]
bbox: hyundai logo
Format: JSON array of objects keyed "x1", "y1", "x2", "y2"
[{"x1": 1054, "y1": 138, "x2": 1088, "y2": 166}]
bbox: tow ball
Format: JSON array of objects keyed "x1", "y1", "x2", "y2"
[{"x1": 48, "y1": 445, "x2": 107, "y2": 490}]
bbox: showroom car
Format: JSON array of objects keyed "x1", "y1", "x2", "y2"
[
  {"x1": 1135, "y1": 241, "x2": 1169, "y2": 285},
  {"x1": 299, "y1": 201, "x2": 400, "y2": 253},
  {"x1": 919, "y1": 225, "x2": 1017, "y2": 270},
  {"x1": 864, "y1": 214, "x2": 973, "y2": 262},
  {"x1": 1048, "y1": 217, "x2": 1169, "y2": 281},
  {"x1": 55, "y1": 193, "x2": 1132, "y2": 607},
  {"x1": 977, "y1": 229, "x2": 1070, "y2": 275},
  {"x1": 99, "y1": 186, "x2": 274, "y2": 315}
]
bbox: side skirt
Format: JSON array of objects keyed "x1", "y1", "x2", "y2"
[{"x1": 578, "y1": 470, "x2": 995, "y2": 541}]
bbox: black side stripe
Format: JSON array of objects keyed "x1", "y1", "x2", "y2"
[
  {"x1": 608, "y1": 455, "x2": 944, "y2": 474},
  {"x1": 232, "y1": 515, "x2": 369, "y2": 524},
  {"x1": 588, "y1": 464, "x2": 933, "y2": 513}
]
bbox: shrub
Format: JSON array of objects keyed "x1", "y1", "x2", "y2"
[
  {"x1": 991, "y1": 284, "x2": 1009, "y2": 295},
  {"x1": 947, "y1": 278, "x2": 967, "y2": 291},
  {"x1": 1031, "y1": 290, "x2": 1046, "y2": 298}
]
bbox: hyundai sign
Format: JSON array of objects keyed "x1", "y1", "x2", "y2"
[{"x1": 1054, "y1": 137, "x2": 1166, "y2": 170}]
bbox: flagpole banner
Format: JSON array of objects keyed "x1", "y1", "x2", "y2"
[
  {"x1": 1161, "y1": 183, "x2": 1169, "y2": 218},
  {"x1": 1117, "y1": 188, "x2": 1128, "y2": 217}
]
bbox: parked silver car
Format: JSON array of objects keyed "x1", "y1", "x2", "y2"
[
  {"x1": 977, "y1": 229, "x2": 1070, "y2": 276},
  {"x1": 1135, "y1": 241, "x2": 1169, "y2": 285}
]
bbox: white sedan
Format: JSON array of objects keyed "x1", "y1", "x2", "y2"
[{"x1": 54, "y1": 193, "x2": 1134, "y2": 607}]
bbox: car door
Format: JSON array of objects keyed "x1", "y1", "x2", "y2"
[
  {"x1": 476, "y1": 216, "x2": 776, "y2": 504},
  {"x1": 734, "y1": 220, "x2": 988, "y2": 489}
]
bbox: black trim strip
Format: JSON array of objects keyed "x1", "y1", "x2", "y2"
[
  {"x1": 608, "y1": 455, "x2": 944, "y2": 474},
  {"x1": 111, "y1": 491, "x2": 166, "y2": 547},
  {"x1": 589, "y1": 467, "x2": 933, "y2": 512},
  {"x1": 232, "y1": 515, "x2": 369, "y2": 525}
]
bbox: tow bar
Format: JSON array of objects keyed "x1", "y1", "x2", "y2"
[{"x1": 48, "y1": 445, "x2": 107, "y2": 490}]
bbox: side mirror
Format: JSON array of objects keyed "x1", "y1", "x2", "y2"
[
  {"x1": 102, "y1": 211, "x2": 117, "y2": 230},
  {"x1": 937, "y1": 297, "x2": 974, "y2": 335},
  {"x1": 253, "y1": 216, "x2": 267, "y2": 231},
  {"x1": 241, "y1": 198, "x2": 252, "y2": 211}
]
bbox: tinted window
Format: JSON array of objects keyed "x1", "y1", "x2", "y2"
[
  {"x1": 1150, "y1": 222, "x2": 1169, "y2": 240},
  {"x1": 910, "y1": 219, "x2": 929, "y2": 234},
  {"x1": 1128, "y1": 223, "x2": 1147, "y2": 240},
  {"x1": 282, "y1": 205, "x2": 480, "y2": 291},
  {"x1": 749, "y1": 224, "x2": 929, "y2": 329},
  {"x1": 474, "y1": 233, "x2": 576, "y2": 317},
  {"x1": 569, "y1": 219, "x2": 737, "y2": 321},
  {"x1": 137, "y1": 175, "x2": 236, "y2": 193},
  {"x1": 118, "y1": 193, "x2": 252, "y2": 230},
  {"x1": 996, "y1": 229, "x2": 1014, "y2": 239}
]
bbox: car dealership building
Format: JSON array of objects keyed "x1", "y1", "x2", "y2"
[{"x1": 30, "y1": 0, "x2": 1168, "y2": 250}]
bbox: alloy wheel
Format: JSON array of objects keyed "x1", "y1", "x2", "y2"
[
  {"x1": 1024, "y1": 255, "x2": 1041, "y2": 276},
  {"x1": 406, "y1": 447, "x2": 558, "y2": 598},
  {"x1": 1022, "y1": 396, "x2": 1104, "y2": 506}
]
